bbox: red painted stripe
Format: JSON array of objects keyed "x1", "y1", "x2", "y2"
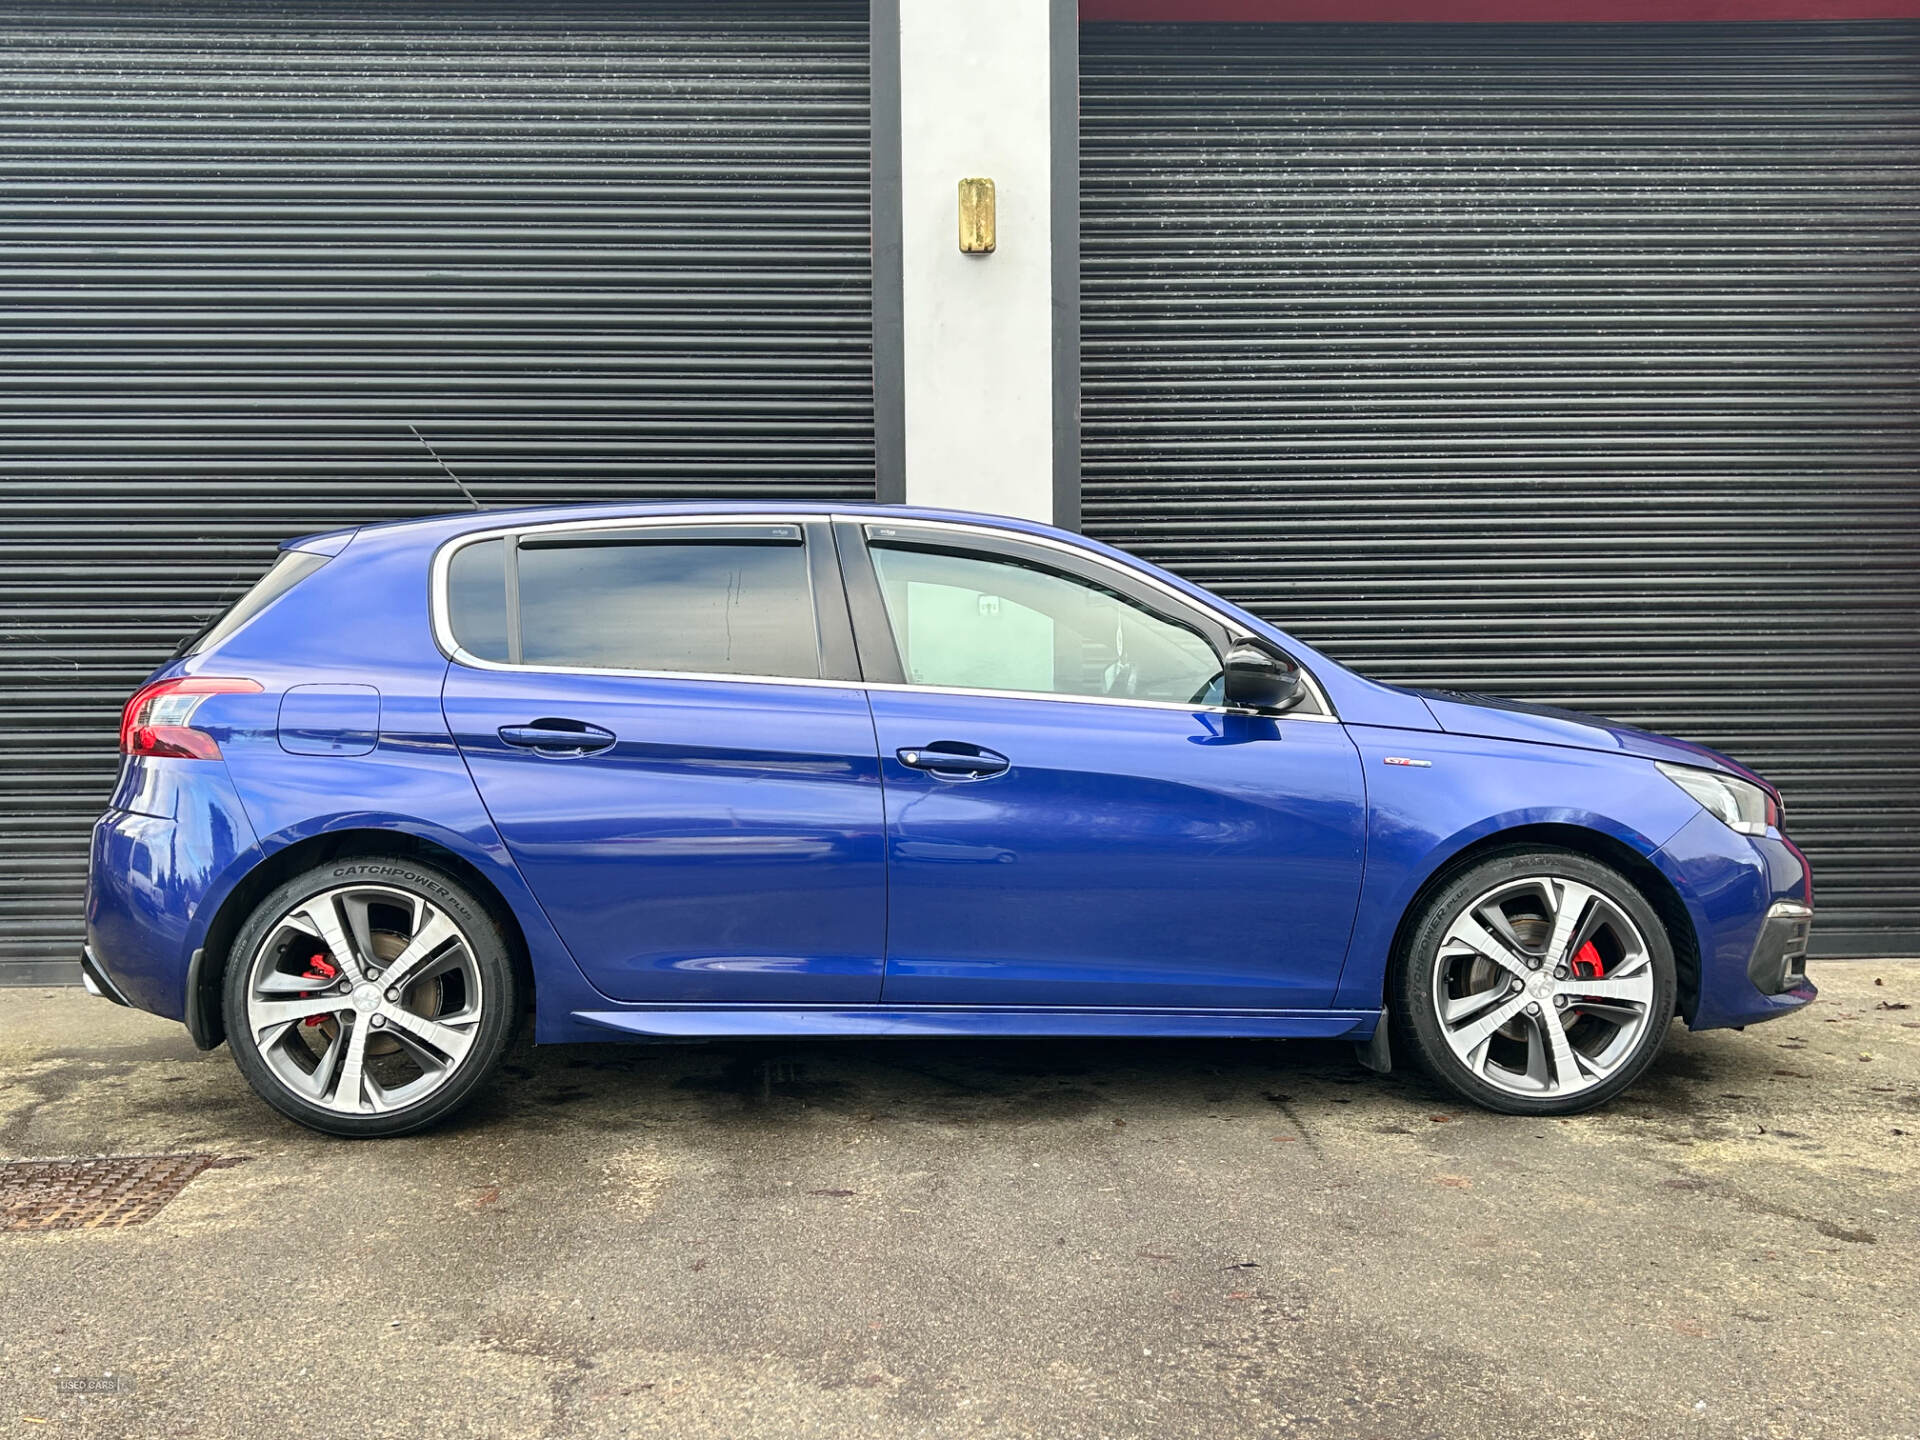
[{"x1": 1081, "y1": 0, "x2": 1920, "y2": 20}]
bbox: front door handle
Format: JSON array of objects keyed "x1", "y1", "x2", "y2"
[
  {"x1": 896, "y1": 743, "x2": 1011, "y2": 780},
  {"x1": 498, "y1": 719, "x2": 617, "y2": 757}
]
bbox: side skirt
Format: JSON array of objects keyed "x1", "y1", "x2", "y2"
[{"x1": 565, "y1": 1005, "x2": 1381, "y2": 1043}]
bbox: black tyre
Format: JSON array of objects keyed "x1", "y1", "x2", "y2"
[
  {"x1": 1392, "y1": 847, "x2": 1677, "y2": 1116},
  {"x1": 223, "y1": 854, "x2": 519, "y2": 1137}
]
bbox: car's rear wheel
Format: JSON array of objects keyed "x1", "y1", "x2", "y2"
[
  {"x1": 1393, "y1": 848, "x2": 1677, "y2": 1115},
  {"x1": 223, "y1": 855, "x2": 518, "y2": 1137}
]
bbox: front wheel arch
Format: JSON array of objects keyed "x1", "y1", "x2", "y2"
[
  {"x1": 1384, "y1": 823, "x2": 1701, "y2": 1025},
  {"x1": 192, "y1": 827, "x2": 533, "y2": 1051}
]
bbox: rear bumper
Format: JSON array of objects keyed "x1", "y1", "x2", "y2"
[
  {"x1": 79, "y1": 944, "x2": 132, "y2": 1006},
  {"x1": 87, "y1": 807, "x2": 198, "y2": 1020},
  {"x1": 85, "y1": 759, "x2": 261, "y2": 1027}
]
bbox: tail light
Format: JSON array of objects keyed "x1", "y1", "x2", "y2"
[{"x1": 120, "y1": 677, "x2": 262, "y2": 760}]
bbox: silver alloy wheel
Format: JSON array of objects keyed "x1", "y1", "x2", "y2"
[
  {"x1": 1430, "y1": 874, "x2": 1657, "y2": 1100},
  {"x1": 243, "y1": 883, "x2": 484, "y2": 1116}
]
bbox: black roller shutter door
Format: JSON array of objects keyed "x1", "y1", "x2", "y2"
[
  {"x1": 1081, "y1": 21, "x2": 1920, "y2": 958},
  {"x1": 0, "y1": 1, "x2": 872, "y2": 984}
]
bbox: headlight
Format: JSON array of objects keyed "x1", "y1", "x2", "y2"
[{"x1": 1656, "y1": 761, "x2": 1778, "y2": 835}]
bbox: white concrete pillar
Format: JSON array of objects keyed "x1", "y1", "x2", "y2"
[{"x1": 872, "y1": 0, "x2": 1078, "y2": 526}]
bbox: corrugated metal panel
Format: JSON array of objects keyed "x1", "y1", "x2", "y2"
[
  {"x1": 0, "y1": 1, "x2": 873, "y2": 984},
  {"x1": 1081, "y1": 21, "x2": 1920, "y2": 956}
]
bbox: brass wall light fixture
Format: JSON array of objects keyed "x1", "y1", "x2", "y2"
[{"x1": 958, "y1": 177, "x2": 995, "y2": 254}]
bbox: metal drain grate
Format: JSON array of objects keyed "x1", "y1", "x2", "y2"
[{"x1": 1, "y1": 1154, "x2": 243, "y2": 1232}]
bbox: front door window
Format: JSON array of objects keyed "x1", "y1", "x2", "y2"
[{"x1": 867, "y1": 543, "x2": 1222, "y2": 704}]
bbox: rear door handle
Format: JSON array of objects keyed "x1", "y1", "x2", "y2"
[
  {"x1": 498, "y1": 719, "x2": 617, "y2": 757},
  {"x1": 896, "y1": 743, "x2": 1011, "y2": 780}
]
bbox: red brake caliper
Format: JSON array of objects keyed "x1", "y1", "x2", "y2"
[
  {"x1": 1571, "y1": 941, "x2": 1606, "y2": 981},
  {"x1": 299, "y1": 953, "x2": 339, "y2": 1025}
]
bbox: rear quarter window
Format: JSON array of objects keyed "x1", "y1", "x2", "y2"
[
  {"x1": 182, "y1": 549, "x2": 330, "y2": 657},
  {"x1": 447, "y1": 539, "x2": 511, "y2": 662}
]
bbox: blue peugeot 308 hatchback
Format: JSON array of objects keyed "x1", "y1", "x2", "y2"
[{"x1": 84, "y1": 504, "x2": 1816, "y2": 1136}]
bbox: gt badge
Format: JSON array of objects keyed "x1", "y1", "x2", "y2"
[{"x1": 1382, "y1": 756, "x2": 1432, "y2": 768}]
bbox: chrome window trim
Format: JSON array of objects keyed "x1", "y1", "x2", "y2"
[
  {"x1": 849, "y1": 514, "x2": 1337, "y2": 720},
  {"x1": 429, "y1": 510, "x2": 1340, "y2": 724},
  {"x1": 431, "y1": 511, "x2": 828, "y2": 681}
]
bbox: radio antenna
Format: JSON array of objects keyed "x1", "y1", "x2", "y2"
[{"x1": 409, "y1": 424, "x2": 482, "y2": 510}]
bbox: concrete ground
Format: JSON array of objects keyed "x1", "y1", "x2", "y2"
[{"x1": 1, "y1": 965, "x2": 1916, "y2": 1440}]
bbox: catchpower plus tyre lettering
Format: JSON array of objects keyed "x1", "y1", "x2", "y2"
[{"x1": 223, "y1": 856, "x2": 519, "y2": 1138}]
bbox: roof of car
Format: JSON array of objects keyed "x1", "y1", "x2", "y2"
[{"x1": 285, "y1": 500, "x2": 1067, "y2": 553}]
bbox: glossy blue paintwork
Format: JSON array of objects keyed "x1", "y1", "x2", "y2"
[
  {"x1": 278, "y1": 683, "x2": 381, "y2": 756},
  {"x1": 1417, "y1": 690, "x2": 1772, "y2": 786},
  {"x1": 576, "y1": 1006, "x2": 1378, "y2": 1040},
  {"x1": 89, "y1": 756, "x2": 261, "y2": 1019},
  {"x1": 1656, "y1": 812, "x2": 1815, "y2": 1029},
  {"x1": 87, "y1": 520, "x2": 614, "y2": 1043},
  {"x1": 868, "y1": 689, "x2": 1365, "y2": 1008},
  {"x1": 443, "y1": 667, "x2": 888, "y2": 1003},
  {"x1": 1331, "y1": 722, "x2": 1706, "y2": 1012},
  {"x1": 83, "y1": 500, "x2": 1817, "y2": 1053}
]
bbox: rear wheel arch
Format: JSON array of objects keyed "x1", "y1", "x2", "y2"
[
  {"x1": 192, "y1": 827, "x2": 533, "y2": 1050},
  {"x1": 1384, "y1": 823, "x2": 1701, "y2": 1024}
]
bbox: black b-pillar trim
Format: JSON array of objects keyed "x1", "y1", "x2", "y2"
[{"x1": 830, "y1": 520, "x2": 907, "y2": 685}]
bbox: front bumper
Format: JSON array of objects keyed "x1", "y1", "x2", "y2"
[
  {"x1": 1655, "y1": 810, "x2": 1816, "y2": 1030},
  {"x1": 1747, "y1": 900, "x2": 1814, "y2": 998}
]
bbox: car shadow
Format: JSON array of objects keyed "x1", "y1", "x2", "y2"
[
  {"x1": 437, "y1": 1018, "x2": 1786, "y2": 1141},
  {"x1": 448, "y1": 1031, "x2": 1465, "y2": 1139}
]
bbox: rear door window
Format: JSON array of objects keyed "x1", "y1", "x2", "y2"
[{"x1": 446, "y1": 524, "x2": 822, "y2": 680}]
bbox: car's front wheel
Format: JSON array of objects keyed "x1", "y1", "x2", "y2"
[
  {"x1": 1393, "y1": 848, "x2": 1677, "y2": 1115},
  {"x1": 223, "y1": 855, "x2": 519, "y2": 1137}
]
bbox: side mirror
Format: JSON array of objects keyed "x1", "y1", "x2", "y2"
[{"x1": 1222, "y1": 641, "x2": 1306, "y2": 713}]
